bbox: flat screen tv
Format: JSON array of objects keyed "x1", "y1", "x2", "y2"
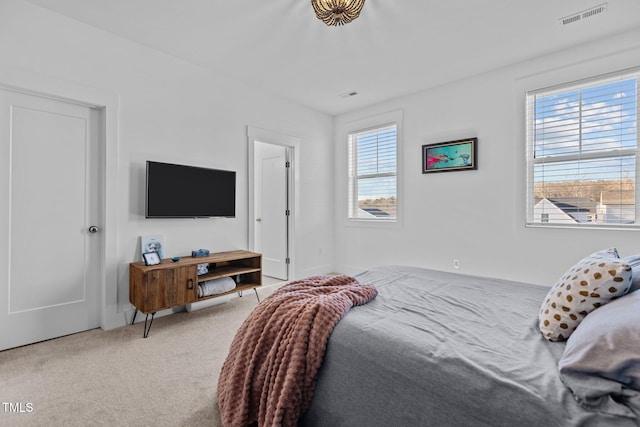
[{"x1": 145, "y1": 161, "x2": 236, "y2": 218}]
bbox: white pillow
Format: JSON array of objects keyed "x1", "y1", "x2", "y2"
[{"x1": 539, "y1": 248, "x2": 632, "y2": 341}]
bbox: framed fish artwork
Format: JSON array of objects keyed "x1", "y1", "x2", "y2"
[{"x1": 422, "y1": 137, "x2": 477, "y2": 173}]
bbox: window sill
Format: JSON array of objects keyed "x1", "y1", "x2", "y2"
[
  {"x1": 526, "y1": 222, "x2": 640, "y2": 231},
  {"x1": 345, "y1": 217, "x2": 401, "y2": 229}
]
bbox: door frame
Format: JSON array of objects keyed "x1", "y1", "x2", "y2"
[
  {"x1": 0, "y1": 64, "x2": 120, "y2": 330},
  {"x1": 247, "y1": 126, "x2": 299, "y2": 281}
]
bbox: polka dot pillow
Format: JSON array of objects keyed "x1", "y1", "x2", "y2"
[{"x1": 539, "y1": 248, "x2": 633, "y2": 342}]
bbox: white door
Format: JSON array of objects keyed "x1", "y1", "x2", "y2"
[
  {"x1": 0, "y1": 89, "x2": 101, "y2": 351},
  {"x1": 255, "y1": 142, "x2": 288, "y2": 280}
]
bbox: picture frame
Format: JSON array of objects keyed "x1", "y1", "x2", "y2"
[
  {"x1": 422, "y1": 137, "x2": 477, "y2": 173},
  {"x1": 142, "y1": 251, "x2": 162, "y2": 266},
  {"x1": 141, "y1": 234, "x2": 165, "y2": 259}
]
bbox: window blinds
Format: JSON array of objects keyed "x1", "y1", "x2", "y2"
[
  {"x1": 348, "y1": 124, "x2": 397, "y2": 220},
  {"x1": 526, "y1": 68, "x2": 639, "y2": 227}
]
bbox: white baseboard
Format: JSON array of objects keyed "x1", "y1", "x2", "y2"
[
  {"x1": 332, "y1": 263, "x2": 369, "y2": 276},
  {"x1": 295, "y1": 264, "x2": 334, "y2": 280}
]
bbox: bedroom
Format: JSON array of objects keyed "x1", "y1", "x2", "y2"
[{"x1": 1, "y1": 0, "x2": 640, "y2": 425}]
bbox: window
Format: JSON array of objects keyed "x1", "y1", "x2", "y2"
[
  {"x1": 348, "y1": 124, "x2": 398, "y2": 221},
  {"x1": 526, "y1": 68, "x2": 639, "y2": 228}
]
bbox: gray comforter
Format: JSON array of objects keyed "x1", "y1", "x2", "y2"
[{"x1": 299, "y1": 266, "x2": 639, "y2": 426}]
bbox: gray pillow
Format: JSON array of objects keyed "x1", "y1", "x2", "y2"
[
  {"x1": 558, "y1": 290, "x2": 640, "y2": 416},
  {"x1": 623, "y1": 255, "x2": 640, "y2": 293}
]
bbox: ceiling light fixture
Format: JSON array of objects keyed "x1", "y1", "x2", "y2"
[{"x1": 311, "y1": 0, "x2": 366, "y2": 26}]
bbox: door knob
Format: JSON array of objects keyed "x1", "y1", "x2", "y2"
[
  {"x1": 88, "y1": 226, "x2": 99, "y2": 233},
  {"x1": 256, "y1": 218, "x2": 262, "y2": 222}
]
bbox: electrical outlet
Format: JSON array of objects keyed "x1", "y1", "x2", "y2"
[{"x1": 453, "y1": 259, "x2": 460, "y2": 269}]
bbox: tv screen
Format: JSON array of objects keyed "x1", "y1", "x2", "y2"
[{"x1": 145, "y1": 161, "x2": 236, "y2": 218}]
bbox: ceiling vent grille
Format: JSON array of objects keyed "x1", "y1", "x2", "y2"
[
  {"x1": 339, "y1": 91, "x2": 359, "y2": 98},
  {"x1": 559, "y1": 3, "x2": 607, "y2": 26}
]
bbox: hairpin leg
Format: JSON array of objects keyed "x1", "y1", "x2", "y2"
[{"x1": 143, "y1": 312, "x2": 156, "y2": 338}]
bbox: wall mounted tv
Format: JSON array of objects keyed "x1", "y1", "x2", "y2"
[{"x1": 145, "y1": 161, "x2": 236, "y2": 218}]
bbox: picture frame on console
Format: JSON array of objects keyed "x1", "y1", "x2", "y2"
[
  {"x1": 141, "y1": 234, "x2": 165, "y2": 259},
  {"x1": 142, "y1": 251, "x2": 162, "y2": 266}
]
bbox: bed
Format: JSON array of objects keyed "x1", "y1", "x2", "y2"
[
  {"x1": 219, "y1": 261, "x2": 640, "y2": 426},
  {"x1": 300, "y1": 265, "x2": 640, "y2": 427}
]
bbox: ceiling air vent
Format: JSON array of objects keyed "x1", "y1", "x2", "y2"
[
  {"x1": 559, "y1": 3, "x2": 607, "y2": 26},
  {"x1": 339, "y1": 91, "x2": 359, "y2": 98}
]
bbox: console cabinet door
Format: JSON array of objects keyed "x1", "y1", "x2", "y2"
[{"x1": 144, "y1": 265, "x2": 197, "y2": 312}]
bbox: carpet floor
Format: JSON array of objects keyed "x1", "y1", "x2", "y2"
[{"x1": 0, "y1": 283, "x2": 283, "y2": 426}]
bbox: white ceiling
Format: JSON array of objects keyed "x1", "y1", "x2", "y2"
[{"x1": 24, "y1": 0, "x2": 640, "y2": 115}]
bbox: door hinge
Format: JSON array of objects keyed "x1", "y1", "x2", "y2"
[
  {"x1": 286, "y1": 258, "x2": 290, "y2": 264},
  {"x1": 285, "y1": 209, "x2": 290, "y2": 216},
  {"x1": 285, "y1": 161, "x2": 290, "y2": 168}
]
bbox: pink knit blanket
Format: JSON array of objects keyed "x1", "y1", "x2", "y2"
[{"x1": 217, "y1": 275, "x2": 378, "y2": 427}]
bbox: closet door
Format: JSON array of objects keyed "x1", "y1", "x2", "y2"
[{"x1": 0, "y1": 89, "x2": 101, "y2": 350}]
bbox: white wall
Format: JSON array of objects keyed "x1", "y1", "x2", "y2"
[
  {"x1": 2, "y1": 0, "x2": 638, "y2": 331},
  {"x1": 334, "y1": 27, "x2": 640, "y2": 286},
  {"x1": 0, "y1": 0, "x2": 335, "y2": 328}
]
